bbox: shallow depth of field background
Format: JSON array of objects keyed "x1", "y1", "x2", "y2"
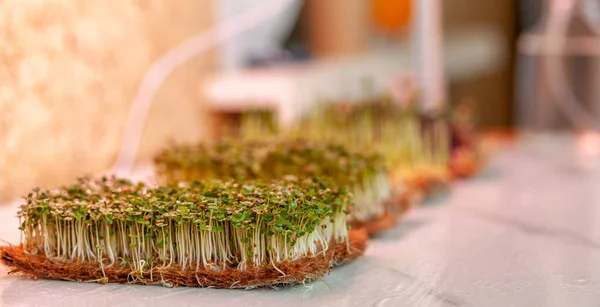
[{"x1": 0, "y1": 0, "x2": 518, "y2": 201}]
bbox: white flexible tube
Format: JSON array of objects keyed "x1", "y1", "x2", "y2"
[
  {"x1": 544, "y1": 0, "x2": 600, "y2": 131},
  {"x1": 110, "y1": 0, "x2": 296, "y2": 177}
]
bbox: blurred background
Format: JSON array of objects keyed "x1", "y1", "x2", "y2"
[{"x1": 2, "y1": 0, "x2": 597, "y2": 202}]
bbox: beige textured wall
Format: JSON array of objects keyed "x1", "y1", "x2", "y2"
[{"x1": 0, "y1": 0, "x2": 215, "y2": 201}]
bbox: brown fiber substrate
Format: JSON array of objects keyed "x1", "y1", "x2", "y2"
[
  {"x1": 449, "y1": 147, "x2": 481, "y2": 179},
  {"x1": 351, "y1": 209, "x2": 396, "y2": 237},
  {"x1": 0, "y1": 232, "x2": 367, "y2": 289},
  {"x1": 406, "y1": 175, "x2": 449, "y2": 196},
  {"x1": 350, "y1": 191, "x2": 418, "y2": 237}
]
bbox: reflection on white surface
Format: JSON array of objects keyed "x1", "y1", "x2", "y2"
[{"x1": 2, "y1": 135, "x2": 600, "y2": 306}]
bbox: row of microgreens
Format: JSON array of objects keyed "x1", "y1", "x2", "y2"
[
  {"x1": 236, "y1": 97, "x2": 451, "y2": 175},
  {"x1": 154, "y1": 139, "x2": 390, "y2": 222},
  {"x1": 285, "y1": 99, "x2": 450, "y2": 171},
  {"x1": 19, "y1": 176, "x2": 350, "y2": 272}
]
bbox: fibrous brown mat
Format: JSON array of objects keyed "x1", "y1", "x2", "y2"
[
  {"x1": 350, "y1": 173, "x2": 455, "y2": 237},
  {"x1": 350, "y1": 209, "x2": 397, "y2": 237},
  {"x1": 404, "y1": 174, "x2": 450, "y2": 203},
  {"x1": 452, "y1": 129, "x2": 516, "y2": 180},
  {"x1": 336, "y1": 228, "x2": 368, "y2": 264},
  {"x1": 350, "y1": 192, "x2": 418, "y2": 237},
  {"x1": 407, "y1": 175, "x2": 448, "y2": 194},
  {"x1": 0, "y1": 230, "x2": 367, "y2": 289},
  {"x1": 449, "y1": 147, "x2": 481, "y2": 179}
]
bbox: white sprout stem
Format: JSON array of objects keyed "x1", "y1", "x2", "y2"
[
  {"x1": 24, "y1": 208, "x2": 349, "y2": 273},
  {"x1": 351, "y1": 172, "x2": 393, "y2": 222}
]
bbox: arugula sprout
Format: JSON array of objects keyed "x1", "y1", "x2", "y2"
[{"x1": 18, "y1": 176, "x2": 350, "y2": 271}]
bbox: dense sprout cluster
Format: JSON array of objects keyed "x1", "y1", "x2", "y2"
[
  {"x1": 154, "y1": 139, "x2": 391, "y2": 222},
  {"x1": 155, "y1": 139, "x2": 383, "y2": 185},
  {"x1": 285, "y1": 99, "x2": 450, "y2": 182},
  {"x1": 18, "y1": 176, "x2": 351, "y2": 273}
]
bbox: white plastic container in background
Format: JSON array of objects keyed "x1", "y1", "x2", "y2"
[{"x1": 217, "y1": 0, "x2": 304, "y2": 71}]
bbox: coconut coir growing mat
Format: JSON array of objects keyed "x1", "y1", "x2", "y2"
[{"x1": 0, "y1": 228, "x2": 367, "y2": 289}]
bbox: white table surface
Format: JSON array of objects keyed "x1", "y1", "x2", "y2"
[{"x1": 2, "y1": 134, "x2": 600, "y2": 307}]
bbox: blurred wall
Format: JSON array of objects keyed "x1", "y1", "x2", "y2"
[
  {"x1": 297, "y1": 0, "x2": 516, "y2": 129},
  {"x1": 301, "y1": 0, "x2": 370, "y2": 57},
  {"x1": 444, "y1": 0, "x2": 517, "y2": 129},
  {"x1": 0, "y1": 0, "x2": 216, "y2": 201}
]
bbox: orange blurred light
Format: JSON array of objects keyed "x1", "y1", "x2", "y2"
[
  {"x1": 577, "y1": 131, "x2": 600, "y2": 156},
  {"x1": 371, "y1": 0, "x2": 412, "y2": 33}
]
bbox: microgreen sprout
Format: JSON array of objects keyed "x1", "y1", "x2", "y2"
[
  {"x1": 282, "y1": 98, "x2": 451, "y2": 182},
  {"x1": 154, "y1": 139, "x2": 391, "y2": 223},
  {"x1": 18, "y1": 176, "x2": 351, "y2": 272}
]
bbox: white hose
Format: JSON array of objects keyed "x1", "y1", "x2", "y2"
[
  {"x1": 544, "y1": 0, "x2": 600, "y2": 131},
  {"x1": 110, "y1": 0, "x2": 296, "y2": 177}
]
